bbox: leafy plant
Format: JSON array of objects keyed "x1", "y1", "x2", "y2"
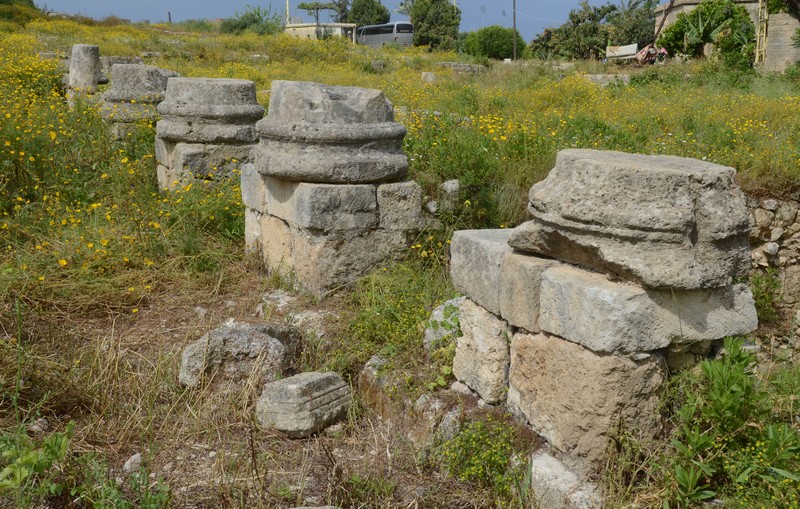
[{"x1": 749, "y1": 267, "x2": 782, "y2": 323}]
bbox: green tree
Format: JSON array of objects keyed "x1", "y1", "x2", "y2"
[
  {"x1": 410, "y1": 0, "x2": 461, "y2": 50},
  {"x1": 463, "y1": 25, "x2": 525, "y2": 60},
  {"x1": 348, "y1": 0, "x2": 390, "y2": 26},
  {"x1": 330, "y1": 0, "x2": 350, "y2": 22},
  {"x1": 395, "y1": 0, "x2": 413, "y2": 17},
  {"x1": 298, "y1": 1, "x2": 337, "y2": 25},
  {"x1": 606, "y1": 0, "x2": 656, "y2": 48},
  {"x1": 529, "y1": 1, "x2": 617, "y2": 60}
]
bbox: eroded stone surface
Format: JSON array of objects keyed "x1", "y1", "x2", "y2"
[
  {"x1": 452, "y1": 299, "x2": 510, "y2": 404},
  {"x1": 499, "y1": 252, "x2": 559, "y2": 334},
  {"x1": 179, "y1": 318, "x2": 302, "y2": 389},
  {"x1": 377, "y1": 181, "x2": 424, "y2": 230},
  {"x1": 264, "y1": 177, "x2": 378, "y2": 232},
  {"x1": 255, "y1": 372, "x2": 352, "y2": 438},
  {"x1": 68, "y1": 44, "x2": 100, "y2": 93},
  {"x1": 538, "y1": 265, "x2": 758, "y2": 353},
  {"x1": 254, "y1": 80, "x2": 407, "y2": 184},
  {"x1": 450, "y1": 229, "x2": 513, "y2": 315},
  {"x1": 529, "y1": 451, "x2": 603, "y2": 509},
  {"x1": 508, "y1": 149, "x2": 751, "y2": 290},
  {"x1": 508, "y1": 333, "x2": 665, "y2": 472}
]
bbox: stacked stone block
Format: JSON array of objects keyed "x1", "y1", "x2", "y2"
[
  {"x1": 155, "y1": 78, "x2": 264, "y2": 191},
  {"x1": 243, "y1": 80, "x2": 428, "y2": 297},
  {"x1": 450, "y1": 149, "x2": 758, "y2": 484},
  {"x1": 100, "y1": 64, "x2": 178, "y2": 139}
]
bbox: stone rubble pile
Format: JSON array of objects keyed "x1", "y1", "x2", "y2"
[
  {"x1": 100, "y1": 64, "x2": 179, "y2": 139},
  {"x1": 156, "y1": 77, "x2": 264, "y2": 191},
  {"x1": 449, "y1": 149, "x2": 758, "y2": 506},
  {"x1": 242, "y1": 80, "x2": 430, "y2": 297}
]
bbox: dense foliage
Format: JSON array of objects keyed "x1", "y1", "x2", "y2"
[
  {"x1": 657, "y1": 0, "x2": 755, "y2": 69},
  {"x1": 348, "y1": 0, "x2": 390, "y2": 26},
  {"x1": 463, "y1": 25, "x2": 525, "y2": 60},
  {"x1": 410, "y1": 0, "x2": 460, "y2": 50},
  {"x1": 220, "y1": 5, "x2": 283, "y2": 35}
]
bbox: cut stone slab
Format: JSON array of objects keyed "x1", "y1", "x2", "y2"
[
  {"x1": 179, "y1": 318, "x2": 302, "y2": 389},
  {"x1": 508, "y1": 333, "x2": 665, "y2": 472},
  {"x1": 255, "y1": 372, "x2": 352, "y2": 438},
  {"x1": 255, "y1": 214, "x2": 409, "y2": 297},
  {"x1": 499, "y1": 252, "x2": 559, "y2": 333},
  {"x1": 529, "y1": 451, "x2": 603, "y2": 509},
  {"x1": 264, "y1": 177, "x2": 379, "y2": 232},
  {"x1": 171, "y1": 143, "x2": 253, "y2": 179},
  {"x1": 241, "y1": 163, "x2": 267, "y2": 213},
  {"x1": 452, "y1": 298, "x2": 510, "y2": 404},
  {"x1": 266, "y1": 79, "x2": 394, "y2": 124},
  {"x1": 508, "y1": 149, "x2": 751, "y2": 290},
  {"x1": 377, "y1": 181, "x2": 424, "y2": 231},
  {"x1": 254, "y1": 80, "x2": 407, "y2": 184},
  {"x1": 102, "y1": 64, "x2": 178, "y2": 104},
  {"x1": 538, "y1": 265, "x2": 758, "y2": 353},
  {"x1": 450, "y1": 229, "x2": 513, "y2": 315},
  {"x1": 423, "y1": 296, "x2": 465, "y2": 351}
]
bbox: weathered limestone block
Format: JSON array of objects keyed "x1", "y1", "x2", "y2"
[
  {"x1": 245, "y1": 208, "x2": 264, "y2": 253},
  {"x1": 499, "y1": 252, "x2": 559, "y2": 333},
  {"x1": 264, "y1": 177, "x2": 379, "y2": 232},
  {"x1": 377, "y1": 181, "x2": 424, "y2": 230},
  {"x1": 452, "y1": 299, "x2": 510, "y2": 404},
  {"x1": 449, "y1": 229, "x2": 513, "y2": 315},
  {"x1": 259, "y1": 215, "x2": 409, "y2": 296},
  {"x1": 68, "y1": 44, "x2": 101, "y2": 93},
  {"x1": 529, "y1": 451, "x2": 603, "y2": 509},
  {"x1": 178, "y1": 319, "x2": 302, "y2": 389},
  {"x1": 171, "y1": 143, "x2": 253, "y2": 179},
  {"x1": 101, "y1": 64, "x2": 178, "y2": 137},
  {"x1": 155, "y1": 138, "x2": 174, "y2": 167},
  {"x1": 538, "y1": 265, "x2": 758, "y2": 353},
  {"x1": 156, "y1": 164, "x2": 181, "y2": 191},
  {"x1": 253, "y1": 80, "x2": 407, "y2": 183},
  {"x1": 157, "y1": 78, "x2": 265, "y2": 144},
  {"x1": 241, "y1": 163, "x2": 268, "y2": 214},
  {"x1": 508, "y1": 333, "x2": 666, "y2": 472},
  {"x1": 255, "y1": 372, "x2": 352, "y2": 438},
  {"x1": 508, "y1": 149, "x2": 751, "y2": 290}
]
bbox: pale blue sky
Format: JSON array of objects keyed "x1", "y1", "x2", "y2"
[{"x1": 37, "y1": 0, "x2": 617, "y2": 41}]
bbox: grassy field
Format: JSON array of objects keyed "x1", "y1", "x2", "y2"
[{"x1": 1, "y1": 17, "x2": 800, "y2": 508}]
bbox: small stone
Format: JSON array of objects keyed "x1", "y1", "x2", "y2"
[
  {"x1": 255, "y1": 372, "x2": 352, "y2": 438},
  {"x1": 424, "y1": 200, "x2": 438, "y2": 214},
  {"x1": 193, "y1": 306, "x2": 208, "y2": 318},
  {"x1": 208, "y1": 451, "x2": 217, "y2": 459},
  {"x1": 754, "y1": 208, "x2": 775, "y2": 229},
  {"x1": 123, "y1": 453, "x2": 142, "y2": 474},
  {"x1": 161, "y1": 462, "x2": 174, "y2": 473},
  {"x1": 28, "y1": 418, "x2": 49, "y2": 434},
  {"x1": 765, "y1": 242, "x2": 780, "y2": 256},
  {"x1": 449, "y1": 381, "x2": 472, "y2": 395},
  {"x1": 771, "y1": 227, "x2": 785, "y2": 241},
  {"x1": 763, "y1": 199, "x2": 779, "y2": 211},
  {"x1": 421, "y1": 71, "x2": 436, "y2": 83}
]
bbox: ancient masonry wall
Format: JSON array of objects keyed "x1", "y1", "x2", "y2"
[
  {"x1": 241, "y1": 80, "x2": 431, "y2": 297},
  {"x1": 449, "y1": 149, "x2": 759, "y2": 501}
]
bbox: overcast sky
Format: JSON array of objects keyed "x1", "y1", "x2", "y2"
[{"x1": 37, "y1": 0, "x2": 617, "y2": 41}]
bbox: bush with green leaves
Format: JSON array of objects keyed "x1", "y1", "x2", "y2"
[
  {"x1": 749, "y1": 267, "x2": 782, "y2": 323},
  {"x1": 463, "y1": 25, "x2": 525, "y2": 60},
  {"x1": 220, "y1": 4, "x2": 283, "y2": 36},
  {"x1": 657, "y1": 0, "x2": 755, "y2": 68},
  {"x1": 660, "y1": 338, "x2": 800, "y2": 508}
]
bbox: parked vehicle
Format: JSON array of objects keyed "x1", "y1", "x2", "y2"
[{"x1": 356, "y1": 22, "x2": 413, "y2": 48}]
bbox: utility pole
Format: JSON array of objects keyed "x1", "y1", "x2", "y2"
[
  {"x1": 512, "y1": 0, "x2": 517, "y2": 60},
  {"x1": 286, "y1": 0, "x2": 290, "y2": 24},
  {"x1": 481, "y1": 5, "x2": 485, "y2": 28}
]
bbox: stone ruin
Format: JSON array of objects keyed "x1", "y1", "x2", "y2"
[
  {"x1": 155, "y1": 77, "x2": 265, "y2": 191},
  {"x1": 449, "y1": 149, "x2": 758, "y2": 505},
  {"x1": 67, "y1": 44, "x2": 101, "y2": 99},
  {"x1": 100, "y1": 64, "x2": 179, "y2": 139},
  {"x1": 242, "y1": 80, "x2": 430, "y2": 297}
]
